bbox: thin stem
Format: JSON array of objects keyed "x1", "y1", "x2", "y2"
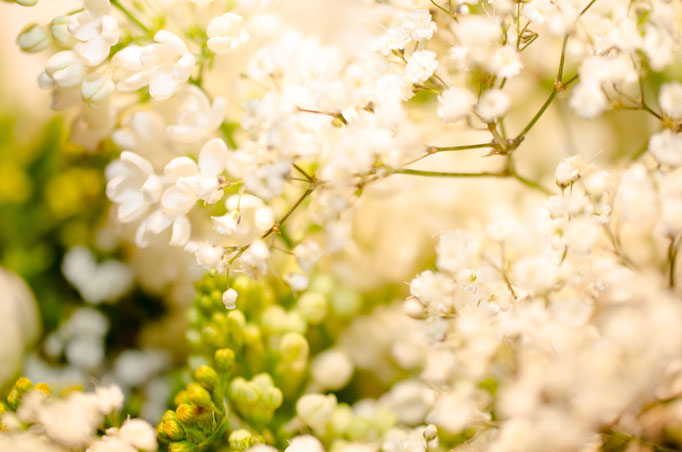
[
  {"x1": 518, "y1": 89, "x2": 558, "y2": 139},
  {"x1": 579, "y1": 0, "x2": 598, "y2": 17},
  {"x1": 390, "y1": 168, "x2": 505, "y2": 178},
  {"x1": 262, "y1": 188, "x2": 315, "y2": 240},
  {"x1": 111, "y1": 0, "x2": 151, "y2": 34},
  {"x1": 602, "y1": 429, "x2": 680, "y2": 452},
  {"x1": 556, "y1": 35, "x2": 569, "y2": 83},
  {"x1": 292, "y1": 164, "x2": 314, "y2": 182},
  {"x1": 511, "y1": 171, "x2": 552, "y2": 195},
  {"x1": 430, "y1": 0, "x2": 453, "y2": 16},
  {"x1": 433, "y1": 142, "x2": 496, "y2": 152},
  {"x1": 668, "y1": 236, "x2": 680, "y2": 288}
]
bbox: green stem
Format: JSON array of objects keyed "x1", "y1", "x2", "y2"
[
  {"x1": 111, "y1": 0, "x2": 151, "y2": 34},
  {"x1": 432, "y1": 143, "x2": 496, "y2": 152},
  {"x1": 557, "y1": 35, "x2": 569, "y2": 83},
  {"x1": 668, "y1": 236, "x2": 680, "y2": 288},
  {"x1": 389, "y1": 168, "x2": 505, "y2": 178},
  {"x1": 518, "y1": 89, "x2": 558, "y2": 139}
]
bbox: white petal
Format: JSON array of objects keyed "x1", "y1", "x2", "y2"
[
  {"x1": 121, "y1": 151, "x2": 153, "y2": 175},
  {"x1": 149, "y1": 70, "x2": 178, "y2": 100},
  {"x1": 164, "y1": 157, "x2": 198, "y2": 181},
  {"x1": 80, "y1": 35, "x2": 110, "y2": 66},
  {"x1": 141, "y1": 174, "x2": 163, "y2": 203},
  {"x1": 146, "y1": 208, "x2": 172, "y2": 234},
  {"x1": 135, "y1": 220, "x2": 151, "y2": 248},
  {"x1": 207, "y1": 97, "x2": 228, "y2": 131},
  {"x1": 118, "y1": 191, "x2": 148, "y2": 223},
  {"x1": 154, "y1": 30, "x2": 188, "y2": 54},
  {"x1": 161, "y1": 186, "x2": 196, "y2": 216},
  {"x1": 100, "y1": 16, "x2": 120, "y2": 45},
  {"x1": 170, "y1": 216, "x2": 192, "y2": 246},
  {"x1": 199, "y1": 138, "x2": 228, "y2": 177},
  {"x1": 166, "y1": 125, "x2": 205, "y2": 143},
  {"x1": 173, "y1": 53, "x2": 195, "y2": 81}
]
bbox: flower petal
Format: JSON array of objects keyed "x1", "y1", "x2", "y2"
[{"x1": 199, "y1": 138, "x2": 228, "y2": 177}]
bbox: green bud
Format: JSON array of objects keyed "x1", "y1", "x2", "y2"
[
  {"x1": 262, "y1": 387, "x2": 283, "y2": 410},
  {"x1": 7, "y1": 377, "x2": 32, "y2": 410},
  {"x1": 229, "y1": 429, "x2": 254, "y2": 451},
  {"x1": 17, "y1": 24, "x2": 49, "y2": 53},
  {"x1": 168, "y1": 441, "x2": 195, "y2": 452},
  {"x1": 296, "y1": 292, "x2": 328, "y2": 324},
  {"x1": 201, "y1": 324, "x2": 223, "y2": 347},
  {"x1": 174, "y1": 390, "x2": 191, "y2": 406},
  {"x1": 232, "y1": 275, "x2": 252, "y2": 296},
  {"x1": 214, "y1": 348, "x2": 235, "y2": 372},
  {"x1": 243, "y1": 324, "x2": 262, "y2": 345},
  {"x1": 330, "y1": 404, "x2": 354, "y2": 436},
  {"x1": 280, "y1": 333, "x2": 309, "y2": 363},
  {"x1": 15, "y1": 0, "x2": 38, "y2": 6},
  {"x1": 229, "y1": 378, "x2": 248, "y2": 401},
  {"x1": 163, "y1": 418, "x2": 186, "y2": 441},
  {"x1": 348, "y1": 417, "x2": 372, "y2": 442},
  {"x1": 194, "y1": 365, "x2": 219, "y2": 389},
  {"x1": 185, "y1": 329, "x2": 202, "y2": 347},
  {"x1": 197, "y1": 294, "x2": 214, "y2": 312},
  {"x1": 242, "y1": 383, "x2": 260, "y2": 404},
  {"x1": 187, "y1": 383, "x2": 212, "y2": 407},
  {"x1": 251, "y1": 373, "x2": 274, "y2": 390},
  {"x1": 331, "y1": 286, "x2": 361, "y2": 318},
  {"x1": 175, "y1": 404, "x2": 197, "y2": 425},
  {"x1": 34, "y1": 383, "x2": 50, "y2": 396}
]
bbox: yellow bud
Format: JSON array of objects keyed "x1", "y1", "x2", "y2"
[
  {"x1": 214, "y1": 348, "x2": 235, "y2": 372},
  {"x1": 194, "y1": 365, "x2": 219, "y2": 389},
  {"x1": 187, "y1": 383, "x2": 212, "y2": 407}
]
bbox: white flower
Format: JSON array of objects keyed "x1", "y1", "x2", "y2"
[
  {"x1": 113, "y1": 31, "x2": 195, "y2": 100},
  {"x1": 402, "y1": 9, "x2": 437, "y2": 41},
  {"x1": 68, "y1": 0, "x2": 119, "y2": 66},
  {"x1": 294, "y1": 240, "x2": 322, "y2": 272},
  {"x1": 239, "y1": 239, "x2": 270, "y2": 279},
  {"x1": 649, "y1": 129, "x2": 682, "y2": 167},
  {"x1": 118, "y1": 418, "x2": 157, "y2": 451},
  {"x1": 51, "y1": 16, "x2": 76, "y2": 47},
  {"x1": 212, "y1": 210, "x2": 240, "y2": 236},
  {"x1": 207, "y1": 13, "x2": 250, "y2": 54},
  {"x1": 488, "y1": 45, "x2": 523, "y2": 79},
  {"x1": 285, "y1": 272, "x2": 309, "y2": 291},
  {"x1": 81, "y1": 72, "x2": 115, "y2": 106},
  {"x1": 223, "y1": 194, "x2": 274, "y2": 246},
  {"x1": 223, "y1": 288, "x2": 238, "y2": 309},
  {"x1": 476, "y1": 89, "x2": 511, "y2": 122},
  {"x1": 106, "y1": 152, "x2": 163, "y2": 223},
  {"x1": 94, "y1": 385, "x2": 125, "y2": 414},
  {"x1": 311, "y1": 349, "x2": 354, "y2": 391},
  {"x1": 165, "y1": 86, "x2": 228, "y2": 143},
  {"x1": 187, "y1": 241, "x2": 226, "y2": 271},
  {"x1": 296, "y1": 394, "x2": 337, "y2": 432},
  {"x1": 659, "y1": 81, "x2": 682, "y2": 121},
  {"x1": 40, "y1": 50, "x2": 84, "y2": 89},
  {"x1": 569, "y1": 82, "x2": 608, "y2": 119},
  {"x1": 404, "y1": 50, "x2": 438, "y2": 85},
  {"x1": 162, "y1": 138, "x2": 229, "y2": 214},
  {"x1": 285, "y1": 435, "x2": 325, "y2": 452},
  {"x1": 437, "y1": 87, "x2": 477, "y2": 122}
]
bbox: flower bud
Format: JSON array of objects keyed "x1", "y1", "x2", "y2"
[
  {"x1": 44, "y1": 50, "x2": 84, "y2": 89},
  {"x1": 296, "y1": 292, "x2": 328, "y2": 324},
  {"x1": 403, "y1": 298, "x2": 427, "y2": 319},
  {"x1": 163, "y1": 418, "x2": 186, "y2": 441},
  {"x1": 296, "y1": 393, "x2": 337, "y2": 432},
  {"x1": 51, "y1": 16, "x2": 75, "y2": 48},
  {"x1": 195, "y1": 365, "x2": 219, "y2": 389},
  {"x1": 82, "y1": 73, "x2": 115, "y2": 106},
  {"x1": 262, "y1": 387, "x2": 283, "y2": 410},
  {"x1": 215, "y1": 348, "x2": 236, "y2": 372},
  {"x1": 15, "y1": 0, "x2": 38, "y2": 6},
  {"x1": 222, "y1": 288, "x2": 238, "y2": 310},
  {"x1": 311, "y1": 349, "x2": 354, "y2": 391},
  {"x1": 34, "y1": 383, "x2": 50, "y2": 396},
  {"x1": 168, "y1": 442, "x2": 194, "y2": 452},
  {"x1": 7, "y1": 378, "x2": 32, "y2": 410},
  {"x1": 187, "y1": 383, "x2": 213, "y2": 407},
  {"x1": 175, "y1": 403, "x2": 198, "y2": 425},
  {"x1": 17, "y1": 24, "x2": 49, "y2": 53},
  {"x1": 280, "y1": 333, "x2": 309, "y2": 363}
]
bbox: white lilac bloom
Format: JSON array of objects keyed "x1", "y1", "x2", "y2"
[
  {"x1": 106, "y1": 151, "x2": 163, "y2": 223},
  {"x1": 39, "y1": 50, "x2": 84, "y2": 90},
  {"x1": 68, "y1": 0, "x2": 119, "y2": 66},
  {"x1": 207, "y1": 13, "x2": 250, "y2": 54},
  {"x1": 113, "y1": 31, "x2": 195, "y2": 100},
  {"x1": 164, "y1": 86, "x2": 228, "y2": 144}
]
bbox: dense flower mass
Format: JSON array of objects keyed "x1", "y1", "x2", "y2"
[{"x1": 1, "y1": 0, "x2": 682, "y2": 450}]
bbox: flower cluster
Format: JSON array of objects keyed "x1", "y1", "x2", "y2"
[{"x1": 3, "y1": 0, "x2": 682, "y2": 450}]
